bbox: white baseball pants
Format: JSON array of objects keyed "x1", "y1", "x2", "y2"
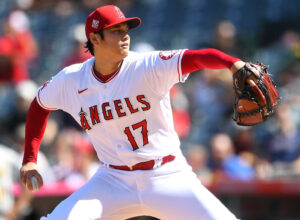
[{"x1": 41, "y1": 155, "x2": 238, "y2": 220}]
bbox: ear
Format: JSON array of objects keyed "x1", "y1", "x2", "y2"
[{"x1": 89, "y1": 32, "x2": 100, "y2": 45}]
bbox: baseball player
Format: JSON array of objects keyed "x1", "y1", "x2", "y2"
[{"x1": 20, "y1": 5, "x2": 245, "y2": 220}]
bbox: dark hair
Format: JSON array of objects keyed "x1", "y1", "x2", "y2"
[{"x1": 84, "y1": 30, "x2": 104, "y2": 56}]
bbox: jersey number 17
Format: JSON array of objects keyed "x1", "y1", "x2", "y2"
[{"x1": 124, "y1": 119, "x2": 148, "y2": 150}]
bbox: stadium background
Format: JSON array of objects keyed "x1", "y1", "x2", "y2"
[{"x1": 1, "y1": 0, "x2": 300, "y2": 219}]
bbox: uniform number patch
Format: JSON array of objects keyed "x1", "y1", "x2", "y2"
[{"x1": 124, "y1": 119, "x2": 149, "y2": 150}]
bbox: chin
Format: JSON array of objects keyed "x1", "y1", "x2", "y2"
[{"x1": 121, "y1": 50, "x2": 129, "y2": 57}]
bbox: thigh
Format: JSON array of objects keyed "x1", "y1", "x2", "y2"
[
  {"x1": 41, "y1": 168, "x2": 143, "y2": 220},
  {"x1": 141, "y1": 170, "x2": 238, "y2": 220}
]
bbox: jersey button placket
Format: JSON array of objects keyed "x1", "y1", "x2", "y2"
[{"x1": 103, "y1": 85, "x2": 107, "y2": 99}]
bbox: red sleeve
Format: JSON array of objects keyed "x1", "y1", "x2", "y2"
[
  {"x1": 22, "y1": 97, "x2": 51, "y2": 165},
  {"x1": 181, "y1": 48, "x2": 240, "y2": 75}
]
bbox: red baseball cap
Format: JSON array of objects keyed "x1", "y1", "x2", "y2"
[{"x1": 85, "y1": 5, "x2": 141, "y2": 40}]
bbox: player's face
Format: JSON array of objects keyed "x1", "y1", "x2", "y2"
[{"x1": 100, "y1": 23, "x2": 130, "y2": 59}]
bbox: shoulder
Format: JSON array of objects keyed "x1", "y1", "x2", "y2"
[
  {"x1": 125, "y1": 50, "x2": 184, "y2": 62},
  {"x1": 51, "y1": 58, "x2": 94, "y2": 85},
  {"x1": 60, "y1": 57, "x2": 94, "y2": 77},
  {"x1": 125, "y1": 51, "x2": 158, "y2": 62},
  {"x1": 123, "y1": 51, "x2": 162, "y2": 68}
]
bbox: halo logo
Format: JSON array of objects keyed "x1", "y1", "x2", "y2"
[
  {"x1": 115, "y1": 7, "x2": 125, "y2": 18},
  {"x1": 159, "y1": 50, "x2": 179, "y2": 60}
]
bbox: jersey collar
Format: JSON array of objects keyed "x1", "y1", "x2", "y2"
[{"x1": 92, "y1": 60, "x2": 123, "y2": 83}]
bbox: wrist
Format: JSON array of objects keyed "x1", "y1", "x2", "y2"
[
  {"x1": 231, "y1": 61, "x2": 245, "y2": 74},
  {"x1": 21, "y1": 161, "x2": 38, "y2": 171},
  {"x1": 22, "y1": 159, "x2": 37, "y2": 166}
]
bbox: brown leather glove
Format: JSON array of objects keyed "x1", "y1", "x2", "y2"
[{"x1": 232, "y1": 62, "x2": 280, "y2": 126}]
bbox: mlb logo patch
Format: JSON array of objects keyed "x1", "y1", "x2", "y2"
[{"x1": 92, "y1": 19, "x2": 99, "y2": 29}]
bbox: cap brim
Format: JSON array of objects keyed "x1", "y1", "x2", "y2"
[
  {"x1": 126, "y1": 17, "x2": 141, "y2": 30},
  {"x1": 104, "y1": 17, "x2": 141, "y2": 30}
]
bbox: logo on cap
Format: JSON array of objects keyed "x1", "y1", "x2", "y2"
[
  {"x1": 92, "y1": 19, "x2": 99, "y2": 29},
  {"x1": 115, "y1": 6, "x2": 125, "y2": 18}
]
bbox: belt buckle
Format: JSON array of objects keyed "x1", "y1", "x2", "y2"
[{"x1": 129, "y1": 166, "x2": 133, "y2": 171}]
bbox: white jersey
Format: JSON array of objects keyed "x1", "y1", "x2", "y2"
[{"x1": 37, "y1": 50, "x2": 187, "y2": 166}]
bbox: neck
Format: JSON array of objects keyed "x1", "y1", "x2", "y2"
[{"x1": 94, "y1": 54, "x2": 124, "y2": 76}]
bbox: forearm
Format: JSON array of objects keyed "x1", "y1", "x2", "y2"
[
  {"x1": 181, "y1": 48, "x2": 243, "y2": 74},
  {"x1": 22, "y1": 98, "x2": 51, "y2": 165}
]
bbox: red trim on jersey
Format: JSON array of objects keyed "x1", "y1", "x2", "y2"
[
  {"x1": 37, "y1": 89, "x2": 57, "y2": 110},
  {"x1": 177, "y1": 50, "x2": 184, "y2": 82},
  {"x1": 177, "y1": 51, "x2": 181, "y2": 82},
  {"x1": 92, "y1": 61, "x2": 123, "y2": 83},
  {"x1": 22, "y1": 98, "x2": 51, "y2": 165},
  {"x1": 181, "y1": 48, "x2": 240, "y2": 75}
]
